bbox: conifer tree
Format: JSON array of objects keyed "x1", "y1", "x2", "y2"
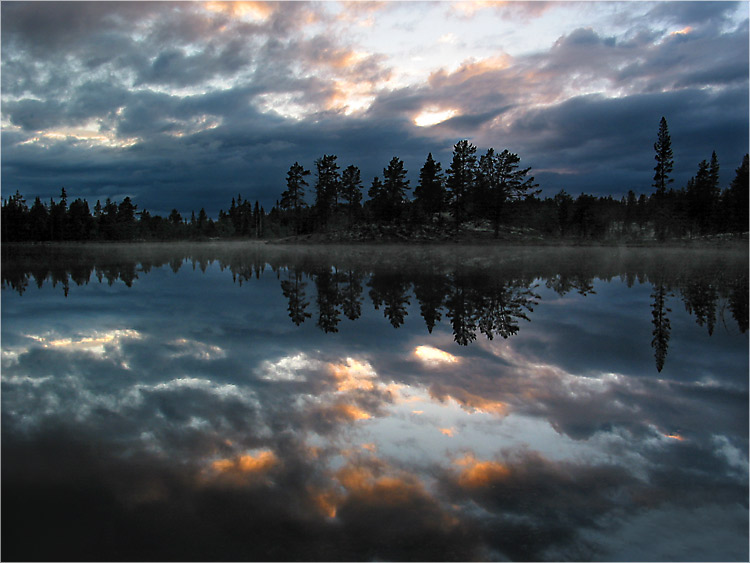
[
  {"x1": 340, "y1": 164, "x2": 363, "y2": 225},
  {"x1": 381, "y1": 156, "x2": 410, "y2": 222},
  {"x1": 653, "y1": 116, "x2": 674, "y2": 197},
  {"x1": 314, "y1": 154, "x2": 340, "y2": 230},
  {"x1": 280, "y1": 162, "x2": 310, "y2": 234},
  {"x1": 414, "y1": 153, "x2": 445, "y2": 221},
  {"x1": 446, "y1": 139, "x2": 477, "y2": 230}
]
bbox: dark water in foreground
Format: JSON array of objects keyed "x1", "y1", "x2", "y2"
[{"x1": 2, "y1": 242, "x2": 748, "y2": 561}]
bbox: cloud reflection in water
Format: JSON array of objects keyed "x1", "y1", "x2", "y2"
[{"x1": 1, "y1": 243, "x2": 747, "y2": 561}]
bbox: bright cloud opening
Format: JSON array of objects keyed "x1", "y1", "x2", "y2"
[
  {"x1": 413, "y1": 107, "x2": 459, "y2": 127},
  {"x1": 203, "y1": 1, "x2": 274, "y2": 22},
  {"x1": 414, "y1": 345, "x2": 459, "y2": 365}
]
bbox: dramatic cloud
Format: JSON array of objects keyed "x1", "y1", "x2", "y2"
[{"x1": 1, "y1": 1, "x2": 747, "y2": 215}]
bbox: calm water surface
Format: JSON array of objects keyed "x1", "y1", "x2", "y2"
[{"x1": 2, "y1": 242, "x2": 748, "y2": 561}]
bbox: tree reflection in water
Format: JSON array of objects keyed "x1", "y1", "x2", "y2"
[{"x1": 2, "y1": 243, "x2": 747, "y2": 372}]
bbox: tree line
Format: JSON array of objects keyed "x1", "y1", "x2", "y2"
[{"x1": 3, "y1": 118, "x2": 747, "y2": 242}]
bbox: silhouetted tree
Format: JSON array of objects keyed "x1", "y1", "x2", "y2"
[
  {"x1": 414, "y1": 153, "x2": 445, "y2": 221},
  {"x1": 478, "y1": 148, "x2": 539, "y2": 236},
  {"x1": 367, "y1": 176, "x2": 386, "y2": 222},
  {"x1": 340, "y1": 269, "x2": 364, "y2": 321},
  {"x1": 281, "y1": 269, "x2": 312, "y2": 326},
  {"x1": 446, "y1": 140, "x2": 478, "y2": 231},
  {"x1": 553, "y1": 190, "x2": 574, "y2": 237},
  {"x1": 314, "y1": 155, "x2": 340, "y2": 230},
  {"x1": 368, "y1": 271, "x2": 411, "y2": 328},
  {"x1": 723, "y1": 153, "x2": 748, "y2": 234},
  {"x1": 28, "y1": 196, "x2": 49, "y2": 241},
  {"x1": 686, "y1": 157, "x2": 719, "y2": 236},
  {"x1": 653, "y1": 117, "x2": 674, "y2": 240},
  {"x1": 280, "y1": 162, "x2": 310, "y2": 235},
  {"x1": 67, "y1": 198, "x2": 94, "y2": 241},
  {"x1": 653, "y1": 117, "x2": 674, "y2": 197},
  {"x1": 651, "y1": 282, "x2": 672, "y2": 372},
  {"x1": 340, "y1": 165, "x2": 363, "y2": 226},
  {"x1": 314, "y1": 268, "x2": 341, "y2": 333},
  {"x1": 380, "y1": 157, "x2": 410, "y2": 223}
]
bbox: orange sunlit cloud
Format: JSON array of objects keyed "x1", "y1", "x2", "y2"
[
  {"x1": 454, "y1": 454, "x2": 511, "y2": 488},
  {"x1": 332, "y1": 403, "x2": 372, "y2": 421},
  {"x1": 429, "y1": 385, "x2": 508, "y2": 415},
  {"x1": 439, "y1": 427, "x2": 456, "y2": 437},
  {"x1": 311, "y1": 489, "x2": 340, "y2": 518},
  {"x1": 451, "y1": 1, "x2": 552, "y2": 19},
  {"x1": 670, "y1": 26, "x2": 693, "y2": 37},
  {"x1": 211, "y1": 449, "x2": 278, "y2": 474},
  {"x1": 429, "y1": 55, "x2": 512, "y2": 86},
  {"x1": 203, "y1": 1, "x2": 274, "y2": 21},
  {"x1": 329, "y1": 357, "x2": 377, "y2": 391},
  {"x1": 334, "y1": 460, "x2": 429, "y2": 507}
]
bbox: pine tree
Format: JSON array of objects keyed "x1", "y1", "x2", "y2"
[
  {"x1": 340, "y1": 164, "x2": 363, "y2": 226},
  {"x1": 478, "y1": 148, "x2": 539, "y2": 236},
  {"x1": 653, "y1": 117, "x2": 675, "y2": 240},
  {"x1": 314, "y1": 154, "x2": 340, "y2": 230},
  {"x1": 414, "y1": 153, "x2": 445, "y2": 221},
  {"x1": 280, "y1": 162, "x2": 310, "y2": 234},
  {"x1": 446, "y1": 139, "x2": 477, "y2": 230},
  {"x1": 724, "y1": 153, "x2": 749, "y2": 234},
  {"x1": 653, "y1": 117, "x2": 674, "y2": 197},
  {"x1": 381, "y1": 156, "x2": 409, "y2": 223}
]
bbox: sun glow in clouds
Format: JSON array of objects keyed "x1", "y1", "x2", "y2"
[
  {"x1": 414, "y1": 345, "x2": 459, "y2": 365},
  {"x1": 203, "y1": 1, "x2": 274, "y2": 22},
  {"x1": 413, "y1": 107, "x2": 459, "y2": 127},
  {"x1": 25, "y1": 329, "x2": 142, "y2": 356},
  {"x1": 454, "y1": 453, "x2": 511, "y2": 488}
]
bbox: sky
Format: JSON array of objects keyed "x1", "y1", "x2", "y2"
[
  {"x1": 1, "y1": 1, "x2": 748, "y2": 216},
  {"x1": 2, "y1": 244, "x2": 748, "y2": 560}
]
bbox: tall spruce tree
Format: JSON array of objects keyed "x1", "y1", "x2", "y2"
[
  {"x1": 414, "y1": 153, "x2": 445, "y2": 221},
  {"x1": 340, "y1": 164, "x2": 363, "y2": 225},
  {"x1": 652, "y1": 117, "x2": 675, "y2": 240},
  {"x1": 280, "y1": 162, "x2": 310, "y2": 234},
  {"x1": 314, "y1": 154, "x2": 340, "y2": 230},
  {"x1": 653, "y1": 116, "x2": 674, "y2": 197},
  {"x1": 381, "y1": 156, "x2": 410, "y2": 222},
  {"x1": 446, "y1": 139, "x2": 477, "y2": 230}
]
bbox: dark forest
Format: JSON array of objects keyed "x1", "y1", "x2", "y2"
[{"x1": 3, "y1": 119, "x2": 748, "y2": 243}]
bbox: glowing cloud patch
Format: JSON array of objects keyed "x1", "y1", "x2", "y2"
[
  {"x1": 414, "y1": 345, "x2": 459, "y2": 365},
  {"x1": 334, "y1": 403, "x2": 372, "y2": 421},
  {"x1": 25, "y1": 329, "x2": 142, "y2": 357},
  {"x1": 329, "y1": 357, "x2": 377, "y2": 391},
  {"x1": 455, "y1": 454, "x2": 511, "y2": 488},
  {"x1": 413, "y1": 108, "x2": 458, "y2": 127},
  {"x1": 211, "y1": 449, "x2": 278, "y2": 474},
  {"x1": 670, "y1": 26, "x2": 693, "y2": 37},
  {"x1": 203, "y1": 1, "x2": 274, "y2": 22}
]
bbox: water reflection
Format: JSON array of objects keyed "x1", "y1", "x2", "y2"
[
  {"x1": 3, "y1": 243, "x2": 747, "y2": 372},
  {"x1": 2, "y1": 243, "x2": 748, "y2": 561}
]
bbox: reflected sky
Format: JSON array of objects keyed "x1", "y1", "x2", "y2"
[{"x1": 2, "y1": 243, "x2": 748, "y2": 561}]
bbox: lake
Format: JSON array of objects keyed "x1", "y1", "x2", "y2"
[{"x1": 2, "y1": 242, "x2": 748, "y2": 561}]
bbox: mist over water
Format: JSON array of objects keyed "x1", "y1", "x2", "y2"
[{"x1": 2, "y1": 242, "x2": 748, "y2": 561}]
